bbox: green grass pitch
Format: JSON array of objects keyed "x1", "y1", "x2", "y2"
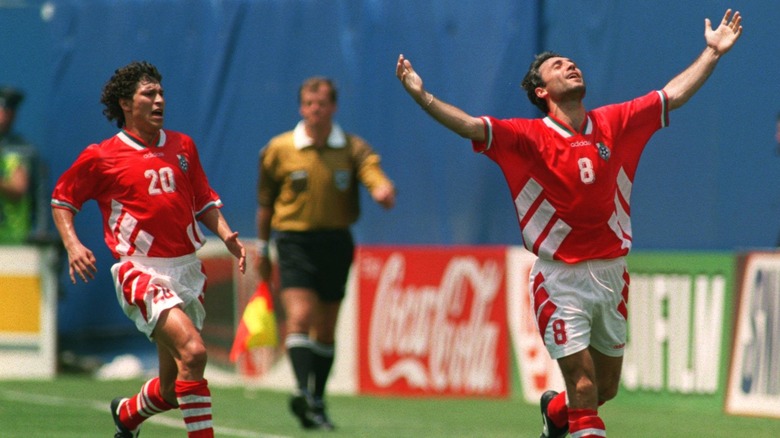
[{"x1": 0, "y1": 376, "x2": 776, "y2": 437}]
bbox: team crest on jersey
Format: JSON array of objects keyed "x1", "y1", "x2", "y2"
[
  {"x1": 334, "y1": 169, "x2": 351, "y2": 191},
  {"x1": 177, "y1": 154, "x2": 189, "y2": 173},
  {"x1": 596, "y1": 142, "x2": 610, "y2": 161}
]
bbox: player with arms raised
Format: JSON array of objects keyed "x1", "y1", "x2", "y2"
[
  {"x1": 396, "y1": 9, "x2": 742, "y2": 438},
  {"x1": 51, "y1": 61, "x2": 246, "y2": 438}
]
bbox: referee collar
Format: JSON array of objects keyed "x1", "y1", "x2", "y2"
[{"x1": 293, "y1": 121, "x2": 346, "y2": 150}]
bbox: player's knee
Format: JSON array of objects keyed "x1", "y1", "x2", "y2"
[
  {"x1": 571, "y1": 376, "x2": 597, "y2": 399},
  {"x1": 180, "y1": 340, "x2": 208, "y2": 372}
]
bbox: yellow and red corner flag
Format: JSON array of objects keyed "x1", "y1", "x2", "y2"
[{"x1": 229, "y1": 281, "x2": 278, "y2": 362}]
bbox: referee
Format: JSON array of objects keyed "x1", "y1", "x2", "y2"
[{"x1": 257, "y1": 77, "x2": 396, "y2": 430}]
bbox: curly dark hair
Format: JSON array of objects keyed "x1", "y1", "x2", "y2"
[
  {"x1": 520, "y1": 51, "x2": 562, "y2": 115},
  {"x1": 100, "y1": 61, "x2": 162, "y2": 128}
]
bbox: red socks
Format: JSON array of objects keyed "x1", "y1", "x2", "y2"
[
  {"x1": 116, "y1": 377, "x2": 214, "y2": 437},
  {"x1": 547, "y1": 391, "x2": 569, "y2": 429},
  {"x1": 119, "y1": 377, "x2": 176, "y2": 430},
  {"x1": 568, "y1": 408, "x2": 606, "y2": 437},
  {"x1": 176, "y1": 379, "x2": 214, "y2": 438},
  {"x1": 117, "y1": 378, "x2": 214, "y2": 437},
  {"x1": 547, "y1": 392, "x2": 607, "y2": 437}
]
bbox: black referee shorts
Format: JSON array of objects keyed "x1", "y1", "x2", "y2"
[{"x1": 275, "y1": 229, "x2": 355, "y2": 303}]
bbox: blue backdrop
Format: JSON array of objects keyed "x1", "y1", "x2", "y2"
[{"x1": 1, "y1": 1, "x2": 777, "y2": 344}]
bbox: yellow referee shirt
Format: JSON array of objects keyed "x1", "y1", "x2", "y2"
[{"x1": 258, "y1": 122, "x2": 392, "y2": 231}]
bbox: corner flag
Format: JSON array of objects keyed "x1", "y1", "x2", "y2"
[{"x1": 229, "y1": 281, "x2": 278, "y2": 362}]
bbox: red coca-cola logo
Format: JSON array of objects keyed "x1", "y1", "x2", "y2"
[{"x1": 357, "y1": 247, "x2": 509, "y2": 398}]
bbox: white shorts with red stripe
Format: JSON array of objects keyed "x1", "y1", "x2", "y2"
[
  {"x1": 110, "y1": 253, "x2": 207, "y2": 339},
  {"x1": 529, "y1": 257, "x2": 629, "y2": 360}
]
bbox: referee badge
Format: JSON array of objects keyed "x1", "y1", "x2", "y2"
[
  {"x1": 596, "y1": 142, "x2": 610, "y2": 161},
  {"x1": 334, "y1": 169, "x2": 351, "y2": 191},
  {"x1": 177, "y1": 154, "x2": 189, "y2": 173}
]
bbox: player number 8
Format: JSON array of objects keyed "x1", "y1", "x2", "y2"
[{"x1": 552, "y1": 319, "x2": 568, "y2": 345}]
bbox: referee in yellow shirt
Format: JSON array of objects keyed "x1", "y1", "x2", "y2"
[{"x1": 257, "y1": 77, "x2": 396, "y2": 430}]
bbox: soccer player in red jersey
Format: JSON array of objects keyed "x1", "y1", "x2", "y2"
[
  {"x1": 51, "y1": 61, "x2": 246, "y2": 438},
  {"x1": 397, "y1": 9, "x2": 742, "y2": 438}
]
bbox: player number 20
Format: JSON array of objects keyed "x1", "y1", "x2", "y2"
[
  {"x1": 152, "y1": 286, "x2": 175, "y2": 304},
  {"x1": 145, "y1": 167, "x2": 176, "y2": 195},
  {"x1": 578, "y1": 157, "x2": 595, "y2": 184}
]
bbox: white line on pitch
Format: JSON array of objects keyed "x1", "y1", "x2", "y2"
[{"x1": 0, "y1": 389, "x2": 291, "y2": 438}]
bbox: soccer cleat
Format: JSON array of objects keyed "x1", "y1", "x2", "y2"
[
  {"x1": 111, "y1": 397, "x2": 140, "y2": 438},
  {"x1": 309, "y1": 399, "x2": 336, "y2": 431},
  {"x1": 289, "y1": 392, "x2": 336, "y2": 431},
  {"x1": 289, "y1": 393, "x2": 316, "y2": 429},
  {"x1": 539, "y1": 390, "x2": 568, "y2": 438}
]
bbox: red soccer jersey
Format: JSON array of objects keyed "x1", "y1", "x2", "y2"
[
  {"x1": 473, "y1": 90, "x2": 669, "y2": 263},
  {"x1": 52, "y1": 130, "x2": 222, "y2": 258}
]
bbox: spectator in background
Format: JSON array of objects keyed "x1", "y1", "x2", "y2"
[
  {"x1": 0, "y1": 86, "x2": 34, "y2": 243},
  {"x1": 257, "y1": 77, "x2": 396, "y2": 430},
  {"x1": 51, "y1": 61, "x2": 246, "y2": 438}
]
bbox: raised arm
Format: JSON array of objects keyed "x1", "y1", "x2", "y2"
[
  {"x1": 396, "y1": 54, "x2": 486, "y2": 142},
  {"x1": 663, "y1": 9, "x2": 743, "y2": 111}
]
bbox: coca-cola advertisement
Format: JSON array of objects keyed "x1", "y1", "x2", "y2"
[{"x1": 356, "y1": 246, "x2": 510, "y2": 398}]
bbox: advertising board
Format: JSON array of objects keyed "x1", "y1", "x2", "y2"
[{"x1": 356, "y1": 246, "x2": 510, "y2": 398}]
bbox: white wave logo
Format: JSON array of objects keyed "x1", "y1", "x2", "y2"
[{"x1": 367, "y1": 253, "x2": 503, "y2": 393}]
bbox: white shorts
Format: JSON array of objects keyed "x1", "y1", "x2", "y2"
[
  {"x1": 110, "y1": 254, "x2": 207, "y2": 340},
  {"x1": 529, "y1": 257, "x2": 629, "y2": 360}
]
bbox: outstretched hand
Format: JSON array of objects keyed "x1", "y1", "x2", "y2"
[
  {"x1": 705, "y1": 9, "x2": 743, "y2": 55},
  {"x1": 396, "y1": 54, "x2": 426, "y2": 102},
  {"x1": 224, "y1": 231, "x2": 246, "y2": 274}
]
